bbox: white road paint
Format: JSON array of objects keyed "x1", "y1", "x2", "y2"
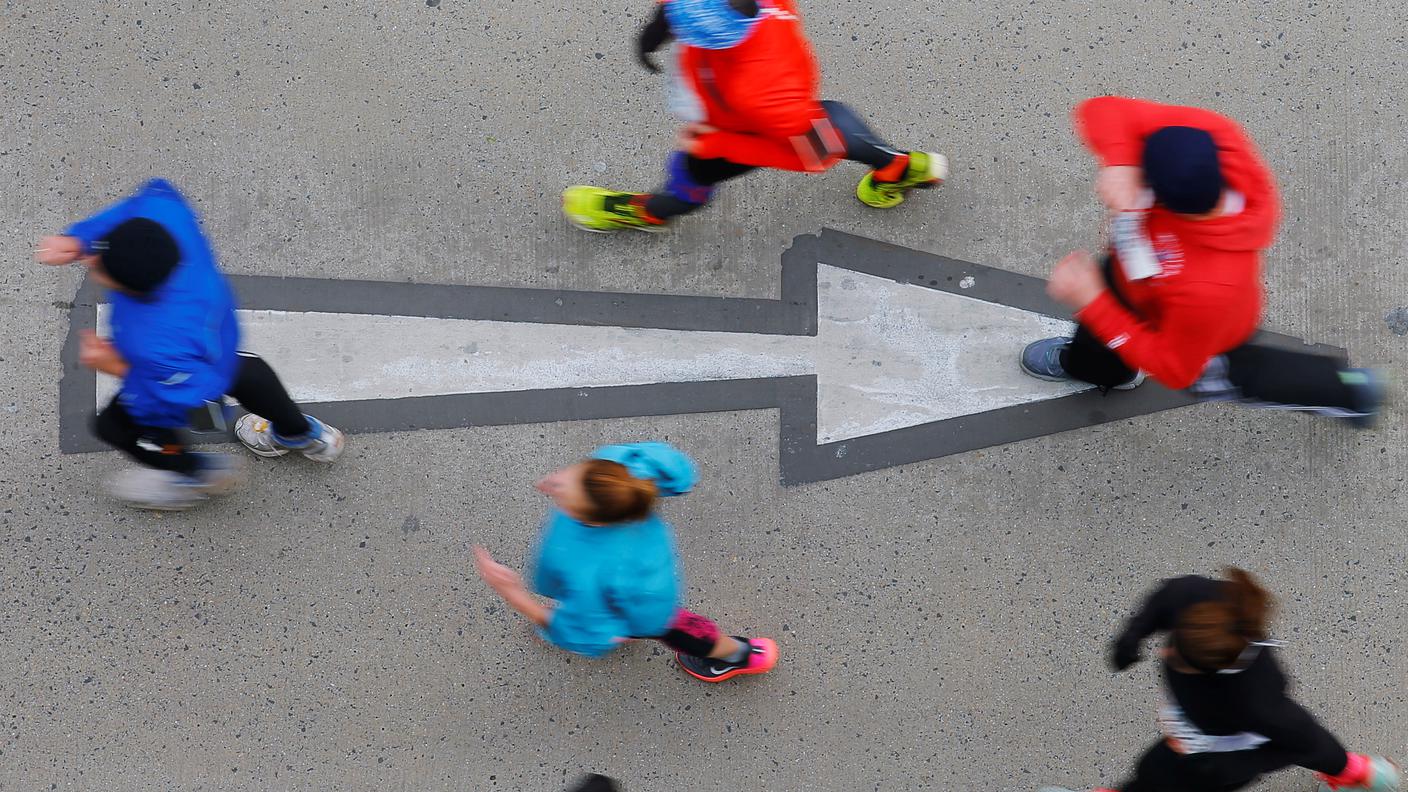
[{"x1": 98, "y1": 265, "x2": 1088, "y2": 443}]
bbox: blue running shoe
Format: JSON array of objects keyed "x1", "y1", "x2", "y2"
[{"x1": 1020, "y1": 337, "x2": 1073, "y2": 382}]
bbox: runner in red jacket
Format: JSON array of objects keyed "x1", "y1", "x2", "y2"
[
  {"x1": 1020, "y1": 97, "x2": 1382, "y2": 425},
  {"x1": 562, "y1": 0, "x2": 947, "y2": 231}
]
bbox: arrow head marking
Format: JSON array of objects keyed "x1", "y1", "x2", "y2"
[{"x1": 814, "y1": 263, "x2": 1087, "y2": 443}]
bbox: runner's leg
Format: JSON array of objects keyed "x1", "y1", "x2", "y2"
[
  {"x1": 642, "y1": 154, "x2": 757, "y2": 220},
  {"x1": 92, "y1": 397, "x2": 200, "y2": 476}
]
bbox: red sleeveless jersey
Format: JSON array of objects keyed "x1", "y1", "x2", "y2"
[{"x1": 675, "y1": 0, "x2": 841, "y2": 172}]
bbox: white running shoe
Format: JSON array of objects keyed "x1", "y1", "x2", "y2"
[
  {"x1": 235, "y1": 413, "x2": 345, "y2": 463},
  {"x1": 1112, "y1": 371, "x2": 1147, "y2": 391}
]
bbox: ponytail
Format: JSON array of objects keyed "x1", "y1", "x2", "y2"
[
  {"x1": 581, "y1": 459, "x2": 659, "y2": 524},
  {"x1": 1175, "y1": 567, "x2": 1274, "y2": 672}
]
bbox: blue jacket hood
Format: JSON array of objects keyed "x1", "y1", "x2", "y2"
[{"x1": 589, "y1": 442, "x2": 698, "y2": 496}]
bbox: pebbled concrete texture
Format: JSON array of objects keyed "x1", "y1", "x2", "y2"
[{"x1": 1, "y1": 2, "x2": 1407, "y2": 792}]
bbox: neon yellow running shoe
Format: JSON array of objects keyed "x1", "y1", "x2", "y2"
[
  {"x1": 562, "y1": 186, "x2": 668, "y2": 233},
  {"x1": 856, "y1": 151, "x2": 949, "y2": 209}
]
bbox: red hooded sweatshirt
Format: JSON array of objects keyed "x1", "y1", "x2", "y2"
[
  {"x1": 676, "y1": 0, "x2": 842, "y2": 172},
  {"x1": 1073, "y1": 97, "x2": 1281, "y2": 389}
]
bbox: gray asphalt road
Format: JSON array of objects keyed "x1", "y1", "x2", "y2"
[{"x1": 3, "y1": 1, "x2": 1406, "y2": 790}]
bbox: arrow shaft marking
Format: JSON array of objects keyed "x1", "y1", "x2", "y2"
[
  {"x1": 96, "y1": 307, "x2": 816, "y2": 405},
  {"x1": 64, "y1": 230, "x2": 1217, "y2": 483},
  {"x1": 95, "y1": 263, "x2": 1087, "y2": 444}
]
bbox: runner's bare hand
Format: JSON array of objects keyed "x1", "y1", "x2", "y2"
[
  {"x1": 1046, "y1": 250, "x2": 1105, "y2": 310},
  {"x1": 1096, "y1": 166, "x2": 1145, "y2": 213},
  {"x1": 36, "y1": 235, "x2": 82, "y2": 265},
  {"x1": 78, "y1": 330, "x2": 128, "y2": 375},
  {"x1": 474, "y1": 546, "x2": 524, "y2": 594},
  {"x1": 675, "y1": 123, "x2": 717, "y2": 155}
]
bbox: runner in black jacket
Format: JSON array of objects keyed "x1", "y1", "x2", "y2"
[{"x1": 1042, "y1": 569, "x2": 1398, "y2": 792}]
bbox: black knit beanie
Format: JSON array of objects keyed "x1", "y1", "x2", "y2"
[
  {"x1": 1142, "y1": 126, "x2": 1224, "y2": 215},
  {"x1": 94, "y1": 218, "x2": 181, "y2": 294}
]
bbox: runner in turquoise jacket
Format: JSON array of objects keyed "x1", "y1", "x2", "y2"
[{"x1": 474, "y1": 441, "x2": 779, "y2": 682}]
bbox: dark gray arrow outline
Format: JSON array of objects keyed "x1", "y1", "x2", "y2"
[{"x1": 58, "y1": 229, "x2": 1337, "y2": 485}]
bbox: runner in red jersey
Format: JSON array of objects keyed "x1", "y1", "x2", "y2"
[
  {"x1": 562, "y1": 0, "x2": 947, "y2": 231},
  {"x1": 1020, "y1": 97, "x2": 1383, "y2": 426}
]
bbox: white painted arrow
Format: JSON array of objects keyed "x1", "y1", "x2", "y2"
[{"x1": 98, "y1": 264, "x2": 1088, "y2": 444}]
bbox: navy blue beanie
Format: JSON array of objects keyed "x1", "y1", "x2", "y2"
[
  {"x1": 94, "y1": 217, "x2": 181, "y2": 294},
  {"x1": 1142, "y1": 126, "x2": 1224, "y2": 215}
]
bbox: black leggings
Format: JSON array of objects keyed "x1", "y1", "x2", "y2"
[
  {"x1": 1120, "y1": 729, "x2": 1347, "y2": 792},
  {"x1": 1062, "y1": 323, "x2": 1359, "y2": 414},
  {"x1": 644, "y1": 100, "x2": 904, "y2": 219},
  {"x1": 1060, "y1": 259, "x2": 1360, "y2": 414},
  {"x1": 93, "y1": 353, "x2": 309, "y2": 476}
]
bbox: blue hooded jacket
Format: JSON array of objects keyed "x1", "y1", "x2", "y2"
[
  {"x1": 67, "y1": 179, "x2": 240, "y2": 428},
  {"x1": 530, "y1": 442, "x2": 700, "y2": 658}
]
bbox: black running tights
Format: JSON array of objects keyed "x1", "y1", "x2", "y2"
[
  {"x1": 93, "y1": 354, "x2": 309, "y2": 475},
  {"x1": 1119, "y1": 730, "x2": 1347, "y2": 792},
  {"x1": 1060, "y1": 258, "x2": 1360, "y2": 413}
]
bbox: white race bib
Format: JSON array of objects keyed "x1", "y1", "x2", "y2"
[
  {"x1": 1113, "y1": 210, "x2": 1162, "y2": 281},
  {"x1": 1157, "y1": 700, "x2": 1269, "y2": 755}
]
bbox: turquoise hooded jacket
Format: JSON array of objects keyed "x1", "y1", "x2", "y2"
[{"x1": 530, "y1": 442, "x2": 699, "y2": 658}]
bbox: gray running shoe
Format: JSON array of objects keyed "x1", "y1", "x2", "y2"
[
  {"x1": 235, "y1": 414, "x2": 290, "y2": 458},
  {"x1": 1342, "y1": 368, "x2": 1386, "y2": 429},
  {"x1": 235, "y1": 413, "x2": 345, "y2": 463},
  {"x1": 107, "y1": 453, "x2": 244, "y2": 511},
  {"x1": 192, "y1": 452, "x2": 246, "y2": 494},
  {"x1": 106, "y1": 467, "x2": 208, "y2": 511}
]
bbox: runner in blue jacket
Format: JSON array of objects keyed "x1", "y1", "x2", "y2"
[{"x1": 38, "y1": 179, "x2": 345, "y2": 510}]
